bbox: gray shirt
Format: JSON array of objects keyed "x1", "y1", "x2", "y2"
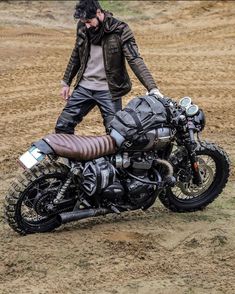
[{"x1": 79, "y1": 44, "x2": 109, "y2": 91}]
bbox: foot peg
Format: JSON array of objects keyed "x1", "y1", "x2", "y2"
[
  {"x1": 165, "y1": 175, "x2": 176, "y2": 187},
  {"x1": 110, "y1": 205, "x2": 121, "y2": 214}
]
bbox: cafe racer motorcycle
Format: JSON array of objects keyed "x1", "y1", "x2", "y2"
[{"x1": 4, "y1": 95, "x2": 230, "y2": 235}]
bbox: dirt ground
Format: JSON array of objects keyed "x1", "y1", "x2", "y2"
[{"x1": 0, "y1": 1, "x2": 234, "y2": 293}]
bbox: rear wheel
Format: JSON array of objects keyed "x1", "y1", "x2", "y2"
[
  {"x1": 159, "y1": 142, "x2": 230, "y2": 212},
  {"x1": 5, "y1": 162, "x2": 75, "y2": 235}
]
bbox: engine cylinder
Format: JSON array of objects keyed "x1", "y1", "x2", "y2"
[{"x1": 154, "y1": 127, "x2": 172, "y2": 150}]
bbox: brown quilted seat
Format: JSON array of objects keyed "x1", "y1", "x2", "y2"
[{"x1": 43, "y1": 134, "x2": 116, "y2": 160}]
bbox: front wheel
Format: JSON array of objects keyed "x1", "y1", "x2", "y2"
[
  {"x1": 4, "y1": 161, "x2": 75, "y2": 235},
  {"x1": 159, "y1": 142, "x2": 230, "y2": 212}
]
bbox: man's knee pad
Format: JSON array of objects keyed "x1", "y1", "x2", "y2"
[{"x1": 55, "y1": 113, "x2": 76, "y2": 134}]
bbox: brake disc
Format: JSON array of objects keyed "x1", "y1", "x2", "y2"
[{"x1": 177, "y1": 156, "x2": 215, "y2": 197}]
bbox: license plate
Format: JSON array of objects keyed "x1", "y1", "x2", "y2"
[{"x1": 19, "y1": 146, "x2": 45, "y2": 169}]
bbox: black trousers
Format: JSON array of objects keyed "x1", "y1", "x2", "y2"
[{"x1": 55, "y1": 85, "x2": 122, "y2": 134}]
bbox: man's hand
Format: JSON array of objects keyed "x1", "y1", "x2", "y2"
[
  {"x1": 148, "y1": 88, "x2": 164, "y2": 99},
  {"x1": 61, "y1": 85, "x2": 70, "y2": 100}
]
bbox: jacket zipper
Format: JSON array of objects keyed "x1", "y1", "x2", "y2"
[
  {"x1": 74, "y1": 39, "x2": 90, "y2": 89},
  {"x1": 102, "y1": 37, "x2": 112, "y2": 95}
]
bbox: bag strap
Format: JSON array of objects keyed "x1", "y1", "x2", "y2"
[
  {"x1": 146, "y1": 95, "x2": 172, "y2": 122},
  {"x1": 143, "y1": 95, "x2": 159, "y2": 112},
  {"x1": 158, "y1": 97, "x2": 173, "y2": 122},
  {"x1": 125, "y1": 108, "x2": 144, "y2": 134}
]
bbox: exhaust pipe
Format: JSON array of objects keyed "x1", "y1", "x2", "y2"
[{"x1": 58, "y1": 208, "x2": 111, "y2": 225}]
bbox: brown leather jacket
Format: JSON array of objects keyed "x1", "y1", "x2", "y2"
[{"x1": 62, "y1": 15, "x2": 157, "y2": 99}]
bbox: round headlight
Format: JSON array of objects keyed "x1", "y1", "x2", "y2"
[
  {"x1": 186, "y1": 104, "x2": 199, "y2": 116},
  {"x1": 179, "y1": 97, "x2": 192, "y2": 108}
]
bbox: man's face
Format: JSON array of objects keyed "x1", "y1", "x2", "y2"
[
  {"x1": 80, "y1": 9, "x2": 103, "y2": 32},
  {"x1": 83, "y1": 17, "x2": 99, "y2": 30}
]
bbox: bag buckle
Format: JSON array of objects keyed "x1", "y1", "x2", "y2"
[
  {"x1": 138, "y1": 129, "x2": 144, "y2": 135},
  {"x1": 123, "y1": 141, "x2": 133, "y2": 148}
]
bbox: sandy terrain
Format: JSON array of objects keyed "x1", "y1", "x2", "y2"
[{"x1": 0, "y1": 1, "x2": 234, "y2": 293}]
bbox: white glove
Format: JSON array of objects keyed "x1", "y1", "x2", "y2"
[{"x1": 148, "y1": 88, "x2": 164, "y2": 99}]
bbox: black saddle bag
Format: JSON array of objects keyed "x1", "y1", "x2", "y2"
[{"x1": 109, "y1": 95, "x2": 168, "y2": 143}]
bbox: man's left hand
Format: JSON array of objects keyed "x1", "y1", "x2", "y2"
[{"x1": 148, "y1": 88, "x2": 164, "y2": 99}]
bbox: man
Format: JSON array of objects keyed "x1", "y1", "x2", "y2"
[{"x1": 55, "y1": 0, "x2": 163, "y2": 134}]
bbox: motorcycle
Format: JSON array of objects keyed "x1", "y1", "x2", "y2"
[{"x1": 4, "y1": 95, "x2": 230, "y2": 235}]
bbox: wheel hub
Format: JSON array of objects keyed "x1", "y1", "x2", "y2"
[{"x1": 34, "y1": 192, "x2": 57, "y2": 216}]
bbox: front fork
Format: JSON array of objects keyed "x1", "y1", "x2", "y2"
[
  {"x1": 186, "y1": 122, "x2": 202, "y2": 185},
  {"x1": 189, "y1": 148, "x2": 202, "y2": 185}
]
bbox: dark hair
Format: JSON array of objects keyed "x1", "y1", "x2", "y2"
[{"x1": 74, "y1": 0, "x2": 103, "y2": 20}]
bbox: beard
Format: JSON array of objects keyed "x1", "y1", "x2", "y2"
[
  {"x1": 88, "y1": 17, "x2": 102, "y2": 34},
  {"x1": 87, "y1": 17, "x2": 105, "y2": 45}
]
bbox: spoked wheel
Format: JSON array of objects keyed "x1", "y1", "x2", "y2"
[
  {"x1": 159, "y1": 142, "x2": 230, "y2": 212},
  {"x1": 5, "y1": 162, "x2": 75, "y2": 235}
]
